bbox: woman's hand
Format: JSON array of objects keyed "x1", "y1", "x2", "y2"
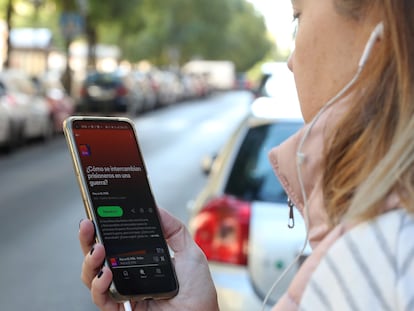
[{"x1": 79, "y1": 208, "x2": 219, "y2": 311}]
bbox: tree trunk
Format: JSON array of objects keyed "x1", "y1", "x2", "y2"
[
  {"x1": 3, "y1": 0, "x2": 13, "y2": 69},
  {"x1": 85, "y1": 14, "x2": 97, "y2": 70}
]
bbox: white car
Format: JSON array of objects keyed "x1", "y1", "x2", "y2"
[
  {"x1": 188, "y1": 64, "x2": 311, "y2": 310},
  {"x1": 0, "y1": 95, "x2": 14, "y2": 150},
  {"x1": 0, "y1": 70, "x2": 53, "y2": 142},
  {"x1": 0, "y1": 78, "x2": 25, "y2": 151}
]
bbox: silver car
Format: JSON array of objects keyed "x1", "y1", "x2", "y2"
[
  {"x1": 188, "y1": 66, "x2": 310, "y2": 310},
  {"x1": 0, "y1": 93, "x2": 20, "y2": 151},
  {"x1": 0, "y1": 75, "x2": 26, "y2": 150},
  {"x1": 0, "y1": 70, "x2": 53, "y2": 142}
]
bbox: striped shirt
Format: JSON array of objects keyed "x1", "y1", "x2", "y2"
[{"x1": 299, "y1": 209, "x2": 414, "y2": 311}]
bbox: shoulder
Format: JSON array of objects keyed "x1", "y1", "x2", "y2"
[{"x1": 299, "y1": 209, "x2": 414, "y2": 311}]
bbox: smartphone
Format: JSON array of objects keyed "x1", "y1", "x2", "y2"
[{"x1": 63, "y1": 116, "x2": 179, "y2": 302}]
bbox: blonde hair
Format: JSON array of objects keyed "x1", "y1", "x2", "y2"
[{"x1": 324, "y1": 0, "x2": 414, "y2": 225}]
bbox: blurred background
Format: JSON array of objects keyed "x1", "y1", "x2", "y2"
[{"x1": 0, "y1": 0, "x2": 296, "y2": 310}]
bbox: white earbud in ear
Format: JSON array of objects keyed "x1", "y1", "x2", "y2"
[
  {"x1": 374, "y1": 22, "x2": 385, "y2": 39},
  {"x1": 358, "y1": 22, "x2": 384, "y2": 68}
]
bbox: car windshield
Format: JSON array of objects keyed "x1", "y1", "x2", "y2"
[
  {"x1": 86, "y1": 73, "x2": 121, "y2": 86},
  {"x1": 225, "y1": 121, "x2": 302, "y2": 203}
]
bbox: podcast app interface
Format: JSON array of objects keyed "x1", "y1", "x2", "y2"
[{"x1": 73, "y1": 120, "x2": 174, "y2": 294}]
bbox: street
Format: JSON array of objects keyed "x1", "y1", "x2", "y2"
[{"x1": 0, "y1": 90, "x2": 253, "y2": 311}]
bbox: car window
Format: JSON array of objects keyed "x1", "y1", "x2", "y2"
[
  {"x1": 225, "y1": 121, "x2": 302, "y2": 203},
  {"x1": 86, "y1": 73, "x2": 121, "y2": 87}
]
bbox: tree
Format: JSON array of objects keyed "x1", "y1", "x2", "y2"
[
  {"x1": 87, "y1": 0, "x2": 273, "y2": 71},
  {"x1": 2, "y1": 0, "x2": 13, "y2": 68},
  {"x1": 0, "y1": 0, "x2": 275, "y2": 74},
  {"x1": 222, "y1": 0, "x2": 274, "y2": 71}
]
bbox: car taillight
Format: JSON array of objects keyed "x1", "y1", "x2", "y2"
[
  {"x1": 2, "y1": 94, "x2": 17, "y2": 108},
  {"x1": 117, "y1": 86, "x2": 128, "y2": 96},
  {"x1": 191, "y1": 195, "x2": 251, "y2": 265}
]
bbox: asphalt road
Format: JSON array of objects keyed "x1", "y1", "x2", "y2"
[{"x1": 0, "y1": 90, "x2": 252, "y2": 311}]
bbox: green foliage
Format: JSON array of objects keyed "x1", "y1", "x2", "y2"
[
  {"x1": 87, "y1": 0, "x2": 274, "y2": 71},
  {"x1": 221, "y1": 0, "x2": 274, "y2": 71},
  {"x1": 1, "y1": 0, "x2": 276, "y2": 72}
]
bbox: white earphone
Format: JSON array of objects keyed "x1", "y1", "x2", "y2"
[{"x1": 359, "y1": 22, "x2": 384, "y2": 68}]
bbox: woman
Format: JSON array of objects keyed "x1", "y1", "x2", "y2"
[{"x1": 79, "y1": 0, "x2": 414, "y2": 310}]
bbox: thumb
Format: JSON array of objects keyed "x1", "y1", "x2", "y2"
[{"x1": 158, "y1": 208, "x2": 196, "y2": 254}]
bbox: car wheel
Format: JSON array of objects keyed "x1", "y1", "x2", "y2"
[
  {"x1": 126, "y1": 101, "x2": 139, "y2": 116},
  {"x1": 42, "y1": 117, "x2": 55, "y2": 142},
  {"x1": 1, "y1": 121, "x2": 22, "y2": 153}
]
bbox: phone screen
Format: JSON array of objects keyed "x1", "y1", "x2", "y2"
[{"x1": 70, "y1": 118, "x2": 178, "y2": 298}]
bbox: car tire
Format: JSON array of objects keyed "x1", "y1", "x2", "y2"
[
  {"x1": 1, "y1": 121, "x2": 22, "y2": 153},
  {"x1": 42, "y1": 117, "x2": 55, "y2": 142}
]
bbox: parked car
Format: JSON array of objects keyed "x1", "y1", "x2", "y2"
[
  {"x1": 0, "y1": 86, "x2": 23, "y2": 151},
  {"x1": 148, "y1": 69, "x2": 181, "y2": 107},
  {"x1": 0, "y1": 70, "x2": 53, "y2": 143},
  {"x1": 77, "y1": 70, "x2": 146, "y2": 115},
  {"x1": 31, "y1": 74, "x2": 75, "y2": 133},
  {"x1": 179, "y1": 72, "x2": 210, "y2": 100},
  {"x1": 234, "y1": 72, "x2": 253, "y2": 90},
  {"x1": 130, "y1": 70, "x2": 158, "y2": 111},
  {"x1": 188, "y1": 77, "x2": 309, "y2": 309}
]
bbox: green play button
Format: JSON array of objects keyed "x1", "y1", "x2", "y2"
[{"x1": 97, "y1": 206, "x2": 123, "y2": 217}]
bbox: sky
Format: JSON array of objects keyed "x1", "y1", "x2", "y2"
[{"x1": 247, "y1": 0, "x2": 294, "y2": 52}]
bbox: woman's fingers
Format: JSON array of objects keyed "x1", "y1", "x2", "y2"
[
  {"x1": 79, "y1": 221, "x2": 120, "y2": 311},
  {"x1": 90, "y1": 266, "x2": 119, "y2": 311},
  {"x1": 79, "y1": 219, "x2": 96, "y2": 256},
  {"x1": 81, "y1": 243, "x2": 106, "y2": 289}
]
